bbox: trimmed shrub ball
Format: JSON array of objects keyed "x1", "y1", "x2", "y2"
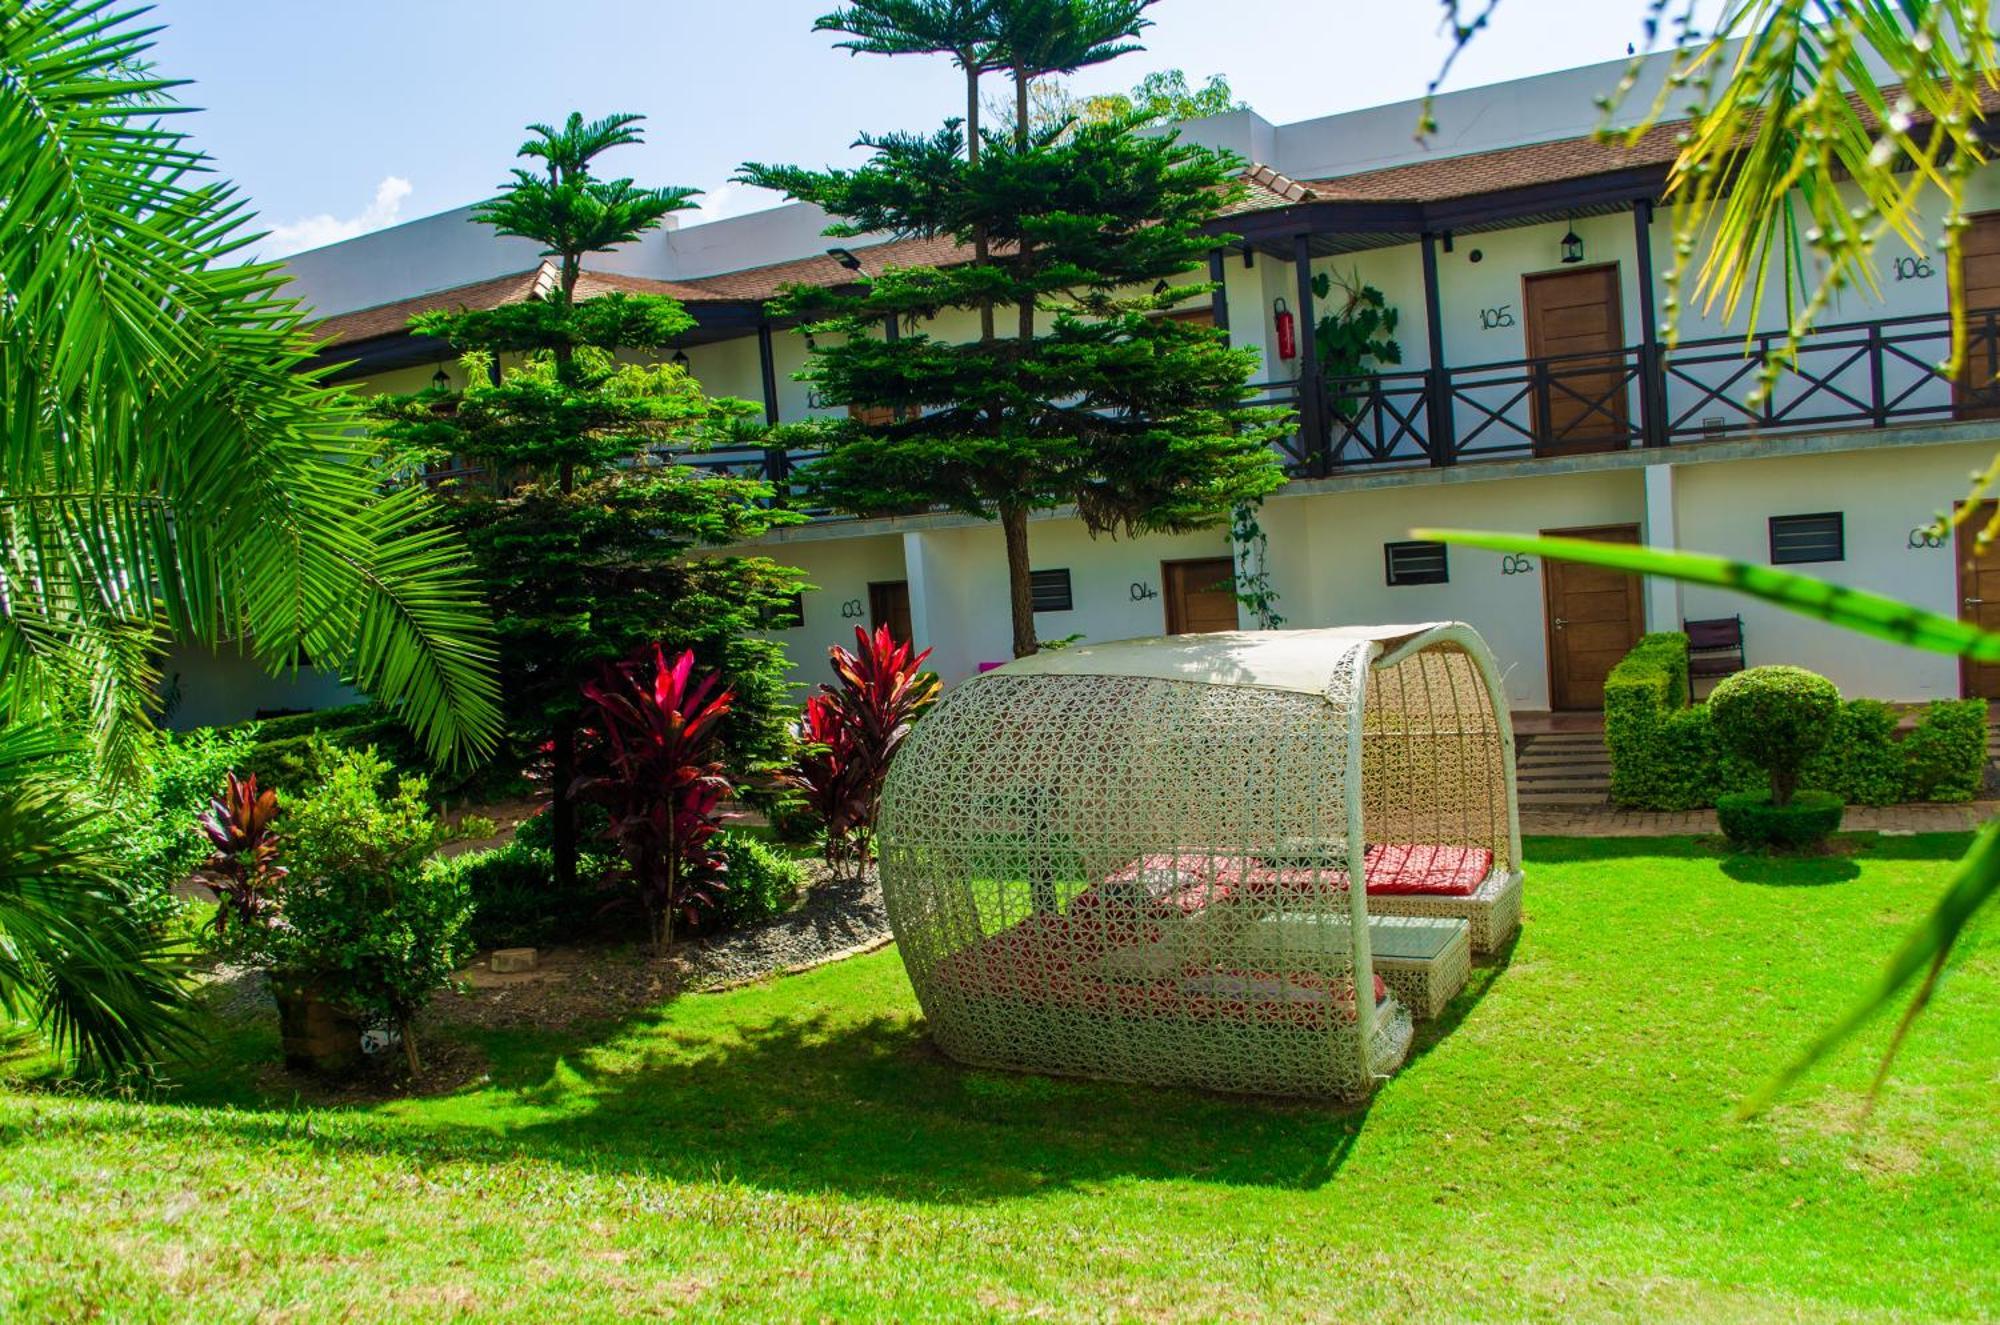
[
  {"x1": 1708, "y1": 665, "x2": 1841, "y2": 805},
  {"x1": 1716, "y1": 789, "x2": 1845, "y2": 850}
]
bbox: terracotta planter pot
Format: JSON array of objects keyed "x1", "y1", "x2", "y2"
[{"x1": 271, "y1": 980, "x2": 364, "y2": 1076}]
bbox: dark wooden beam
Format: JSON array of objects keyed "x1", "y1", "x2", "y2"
[
  {"x1": 1632, "y1": 197, "x2": 1668, "y2": 448},
  {"x1": 1207, "y1": 248, "x2": 1230, "y2": 333},
  {"x1": 1291, "y1": 232, "x2": 1323, "y2": 475},
  {"x1": 1420, "y1": 231, "x2": 1455, "y2": 466},
  {"x1": 756, "y1": 320, "x2": 781, "y2": 425}
]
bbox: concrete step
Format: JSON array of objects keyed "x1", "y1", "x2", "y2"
[
  {"x1": 1517, "y1": 791, "x2": 1610, "y2": 807},
  {"x1": 1517, "y1": 773, "x2": 1611, "y2": 788},
  {"x1": 1518, "y1": 754, "x2": 1612, "y2": 769}
]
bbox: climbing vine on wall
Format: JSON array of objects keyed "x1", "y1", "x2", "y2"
[{"x1": 1231, "y1": 502, "x2": 1284, "y2": 629}]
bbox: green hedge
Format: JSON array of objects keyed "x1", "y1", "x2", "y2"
[{"x1": 1603, "y1": 633, "x2": 1988, "y2": 809}]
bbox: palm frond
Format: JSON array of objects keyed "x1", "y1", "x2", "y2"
[
  {"x1": 0, "y1": 718, "x2": 189, "y2": 1072},
  {"x1": 0, "y1": 0, "x2": 500, "y2": 766}
]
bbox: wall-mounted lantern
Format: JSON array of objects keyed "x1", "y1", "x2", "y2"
[
  {"x1": 671, "y1": 347, "x2": 691, "y2": 367},
  {"x1": 430, "y1": 366, "x2": 450, "y2": 391},
  {"x1": 1559, "y1": 215, "x2": 1585, "y2": 265}
]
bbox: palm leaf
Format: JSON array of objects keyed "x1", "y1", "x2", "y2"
[
  {"x1": 0, "y1": 0, "x2": 500, "y2": 766},
  {"x1": 0, "y1": 719, "x2": 189, "y2": 1072}
]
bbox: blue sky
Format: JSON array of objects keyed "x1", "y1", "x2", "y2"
[{"x1": 144, "y1": 1, "x2": 1668, "y2": 256}]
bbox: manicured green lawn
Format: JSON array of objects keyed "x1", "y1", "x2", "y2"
[{"x1": 2, "y1": 836, "x2": 1995, "y2": 1321}]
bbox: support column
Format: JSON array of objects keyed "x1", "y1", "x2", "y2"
[
  {"x1": 756, "y1": 320, "x2": 788, "y2": 495},
  {"x1": 1642, "y1": 462, "x2": 1681, "y2": 632},
  {"x1": 1291, "y1": 232, "x2": 1324, "y2": 474},
  {"x1": 1633, "y1": 198, "x2": 1668, "y2": 448},
  {"x1": 1420, "y1": 231, "x2": 1455, "y2": 466},
  {"x1": 1207, "y1": 248, "x2": 1230, "y2": 335}
]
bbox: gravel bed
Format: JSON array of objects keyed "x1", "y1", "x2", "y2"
[{"x1": 682, "y1": 864, "x2": 890, "y2": 989}]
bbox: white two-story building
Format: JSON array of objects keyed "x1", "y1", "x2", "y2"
[{"x1": 167, "y1": 47, "x2": 2000, "y2": 727}]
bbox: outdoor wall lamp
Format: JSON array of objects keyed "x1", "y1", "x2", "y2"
[
  {"x1": 430, "y1": 366, "x2": 450, "y2": 390},
  {"x1": 827, "y1": 246, "x2": 863, "y2": 271},
  {"x1": 671, "y1": 348, "x2": 690, "y2": 367},
  {"x1": 1560, "y1": 216, "x2": 1585, "y2": 264}
]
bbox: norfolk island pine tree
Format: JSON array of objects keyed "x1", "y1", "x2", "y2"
[
  {"x1": 743, "y1": 0, "x2": 1289, "y2": 658},
  {"x1": 374, "y1": 114, "x2": 806, "y2": 893}
]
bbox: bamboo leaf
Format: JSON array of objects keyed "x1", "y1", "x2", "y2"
[{"x1": 1735, "y1": 819, "x2": 2000, "y2": 1118}]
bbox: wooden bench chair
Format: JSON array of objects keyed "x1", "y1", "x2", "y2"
[{"x1": 1684, "y1": 615, "x2": 1745, "y2": 698}]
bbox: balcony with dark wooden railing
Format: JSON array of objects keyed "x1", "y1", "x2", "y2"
[
  {"x1": 429, "y1": 308, "x2": 1997, "y2": 516},
  {"x1": 1254, "y1": 307, "x2": 1996, "y2": 478}
]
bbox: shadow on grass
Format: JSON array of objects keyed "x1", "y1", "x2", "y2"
[
  {"x1": 1719, "y1": 854, "x2": 1863, "y2": 886},
  {"x1": 1521, "y1": 830, "x2": 1975, "y2": 867},
  {"x1": 11, "y1": 976, "x2": 1394, "y2": 1205}
]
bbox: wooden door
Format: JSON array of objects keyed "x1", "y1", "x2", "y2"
[
  {"x1": 1955, "y1": 213, "x2": 2000, "y2": 419},
  {"x1": 1523, "y1": 265, "x2": 1629, "y2": 455},
  {"x1": 1543, "y1": 523, "x2": 1645, "y2": 710},
  {"x1": 1162, "y1": 558, "x2": 1239, "y2": 634},
  {"x1": 868, "y1": 580, "x2": 913, "y2": 646},
  {"x1": 1957, "y1": 502, "x2": 2000, "y2": 697}
]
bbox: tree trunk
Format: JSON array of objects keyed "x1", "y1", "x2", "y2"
[
  {"x1": 551, "y1": 724, "x2": 578, "y2": 892},
  {"x1": 1000, "y1": 502, "x2": 1037, "y2": 658},
  {"x1": 1014, "y1": 71, "x2": 1035, "y2": 343},
  {"x1": 968, "y1": 66, "x2": 995, "y2": 343},
  {"x1": 401, "y1": 1017, "x2": 422, "y2": 1076}
]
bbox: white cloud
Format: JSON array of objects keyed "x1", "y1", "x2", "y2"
[
  {"x1": 686, "y1": 179, "x2": 775, "y2": 228},
  {"x1": 265, "y1": 175, "x2": 414, "y2": 256}
]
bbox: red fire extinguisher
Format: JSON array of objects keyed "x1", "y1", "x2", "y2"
[{"x1": 1274, "y1": 297, "x2": 1297, "y2": 361}]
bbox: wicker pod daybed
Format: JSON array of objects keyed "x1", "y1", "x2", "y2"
[{"x1": 876, "y1": 624, "x2": 1523, "y2": 1102}]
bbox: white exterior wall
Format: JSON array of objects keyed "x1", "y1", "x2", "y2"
[
  {"x1": 908, "y1": 519, "x2": 1238, "y2": 685},
  {"x1": 1256, "y1": 469, "x2": 1645, "y2": 709},
  {"x1": 730, "y1": 532, "x2": 909, "y2": 695},
  {"x1": 1671, "y1": 439, "x2": 1996, "y2": 700},
  {"x1": 160, "y1": 644, "x2": 362, "y2": 731}
]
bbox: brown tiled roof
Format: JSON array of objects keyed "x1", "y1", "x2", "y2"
[
  {"x1": 1219, "y1": 163, "x2": 1320, "y2": 217},
  {"x1": 1301, "y1": 121, "x2": 1684, "y2": 203},
  {"x1": 1283, "y1": 81, "x2": 2000, "y2": 209},
  {"x1": 311, "y1": 262, "x2": 725, "y2": 344},
  {"x1": 313, "y1": 267, "x2": 550, "y2": 344},
  {"x1": 680, "y1": 232, "x2": 976, "y2": 300}
]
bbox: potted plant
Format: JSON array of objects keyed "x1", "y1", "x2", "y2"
[{"x1": 203, "y1": 741, "x2": 473, "y2": 1075}]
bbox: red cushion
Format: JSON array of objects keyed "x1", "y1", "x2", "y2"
[{"x1": 1363, "y1": 843, "x2": 1494, "y2": 897}]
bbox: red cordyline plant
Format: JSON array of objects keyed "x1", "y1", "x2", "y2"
[
  {"x1": 787, "y1": 625, "x2": 939, "y2": 880},
  {"x1": 199, "y1": 772, "x2": 285, "y2": 933},
  {"x1": 575, "y1": 644, "x2": 735, "y2": 951}
]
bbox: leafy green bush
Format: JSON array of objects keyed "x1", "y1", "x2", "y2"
[
  {"x1": 1716, "y1": 789, "x2": 1845, "y2": 850},
  {"x1": 1709, "y1": 666, "x2": 1841, "y2": 805},
  {"x1": 214, "y1": 702, "x2": 532, "y2": 803},
  {"x1": 712, "y1": 830, "x2": 806, "y2": 931},
  {"x1": 109, "y1": 726, "x2": 259, "y2": 927},
  {"x1": 218, "y1": 742, "x2": 472, "y2": 1073},
  {"x1": 1605, "y1": 638, "x2": 1986, "y2": 809},
  {"x1": 440, "y1": 834, "x2": 613, "y2": 951},
  {"x1": 1901, "y1": 699, "x2": 1989, "y2": 801},
  {"x1": 1604, "y1": 633, "x2": 1758, "y2": 810},
  {"x1": 1797, "y1": 699, "x2": 1904, "y2": 805}
]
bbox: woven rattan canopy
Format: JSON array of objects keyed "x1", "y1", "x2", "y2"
[{"x1": 878, "y1": 623, "x2": 1522, "y2": 1100}]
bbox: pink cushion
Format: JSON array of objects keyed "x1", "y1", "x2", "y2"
[{"x1": 1363, "y1": 843, "x2": 1493, "y2": 897}]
